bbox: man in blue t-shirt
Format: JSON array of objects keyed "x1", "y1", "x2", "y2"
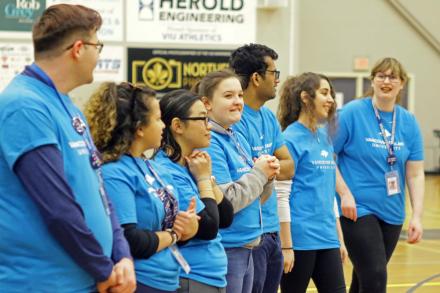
[
  {"x1": 230, "y1": 44, "x2": 295, "y2": 293},
  {"x1": 0, "y1": 4, "x2": 135, "y2": 293}
]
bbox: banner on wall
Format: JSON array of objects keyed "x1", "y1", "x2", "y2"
[
  {"x1": 0, "y1": 43, "x2": 33, "y2": 92},
  {"x1": 0, "y1": 0, "x2": 45, "y2": 38},
  {"x1": 127, "y1": 0, "x2": 256, "y2": 45},
  {"x1": 128, "y1": 48, "x2": 231, "y2": 93},
  {"x1": 93, "y1": 45, "x2": 124, "y2": 82},
  {"x1": 46, "y1": 0, "x2": 123, "y2": 41}
]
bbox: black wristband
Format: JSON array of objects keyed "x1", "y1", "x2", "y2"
[{"x1": 281, "y1": 247, "x2": 293, "y2": 250}]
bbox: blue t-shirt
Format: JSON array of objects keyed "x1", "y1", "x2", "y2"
[
  {"x1": 206, "y1": 130, "x2": 263, "y2": 248},
  {"x1": 0, "y1": 74, "x2": 113, "y2": 292},
  {"x1": 333, "y1": 98, "x2": 424, "y2": 224},
  {"x1": 283, "y1": 122, "x2": 339, "y2": 250},
  {"x1": 233, "y1": 105, "x2": 284, "y2": 233},
  {"x1": 102, "y1": 156, "x2": 180, "y2": 291},
  {"x1": 154, "y1": 151, "x2": 227, "y2": 288}
]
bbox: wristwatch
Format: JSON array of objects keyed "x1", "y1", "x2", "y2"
[{"x1": 166, "y1": 229, "x2": 179, "y2": 245}]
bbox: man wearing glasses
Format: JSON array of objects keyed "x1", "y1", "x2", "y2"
[
  {"x1": 230, "y1": 44, "x2": 295, "y2": 293},
  {"x1": 0, "y1": 4, "x2": 135, "y2": 293}
]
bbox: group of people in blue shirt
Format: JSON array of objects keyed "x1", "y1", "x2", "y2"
[{"x1": 0, "y1": 4, "x2": 425, "y2": 293}]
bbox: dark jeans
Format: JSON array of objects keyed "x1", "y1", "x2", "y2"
[
  {"x1": 136, "y1": 282, "x2": 176, "y2": 293},
  {"x1": 225, "y1": 247, "x2": 254, "y2": 293},
  {"x1": 251, "y1": 232, "x2": 284, "y2": 293},
  {"x1": 280, "y1": 248, "x2": 346, "y2": 293},
  {"x1": 340, "y1": 215, "x2": 402, "y2": 293},
  {"x1": 178, "y1": 278, "x2": 226, "y2": 293}
]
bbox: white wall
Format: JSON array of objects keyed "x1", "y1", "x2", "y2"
[{"x1": 257, "y1": 0, "x2": 440, "y2": 171}]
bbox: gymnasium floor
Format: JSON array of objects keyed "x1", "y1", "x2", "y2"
[{"x1": 306, "y1": 175, "x2": 440, "y2": 292}]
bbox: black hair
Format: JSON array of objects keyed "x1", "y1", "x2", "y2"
[
  {"x1": 159, "y1": 89, "x2": 202, "y2": 162},
  {"x1": 85, "y1": 82, "x2": 156, "y2": 162},
  {"x1": 229, "y1": 43, "x2": 278, "y2": 89}
]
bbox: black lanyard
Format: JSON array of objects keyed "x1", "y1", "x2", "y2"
[
  {"x1": 21, "y1": 63, "x2": 110, "y2": 215},
  {"x1": 372, "y1": 102, "x2": 397, "y2": 166}
]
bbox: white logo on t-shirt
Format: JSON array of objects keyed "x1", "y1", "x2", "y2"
[
  {"x1": 320, "y1": 150, "x2": 329, "y2": 158},
  {"x1": 379, "y1": 129, "x2": 391, "y2": 138},
  {"x1": 145, "y1": 174, "x2": 155, "y2": 185}
]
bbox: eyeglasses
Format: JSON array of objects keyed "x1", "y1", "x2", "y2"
[
  {"x1": 180, "y1": 116, "x2": 210, "y2": 127},
  {"x1": 266, "y1": 69, "x2": 280, "y2": 80},
  {"x1": 374, "y1": 73, "x2": 401, "y2": 84},
  {"x1": 65, "y1": 40, "x2": 104, "y2": 53}
]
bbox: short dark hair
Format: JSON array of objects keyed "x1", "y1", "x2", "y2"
[
  {"x1": 229, "y1": 43, "x2": 278, "y2": 89},
  {"x1": 32, "y1": 4, "x2": 102, "y2": 59}
]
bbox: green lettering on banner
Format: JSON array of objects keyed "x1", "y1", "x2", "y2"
[{"x1": 0, "y1": 0, "x2": 45, "y2": 32}]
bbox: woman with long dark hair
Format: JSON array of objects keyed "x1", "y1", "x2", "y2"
[
  {"x1": 85, "y1": 82, "x2": 199, "y2": 293},
  {"x1": 276, "y1": 72, "x2": 346, "y2": 293},
  {"x1": 154, "y1": 89, "x2": 234, "y2": 293}
]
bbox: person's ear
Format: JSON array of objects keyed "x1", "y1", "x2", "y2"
[
  {"x1": 67, "y1": 40, "x2": 83, "y2": 59},
  {"x1": 201, "y1": 96, "x2": 212, "y2": 111},
  {"x1": 135, "y1": 125, "x2": 145, "y2": 138},
  {"x1": 250, "y1": 72, "x2": 260, "y2": 87},
  {"x1": 300, "y1": 91, "x2": 310, "y2": 104},
  {"x1": 171, "y1": 117, "x2": 184, "y2": 135}
]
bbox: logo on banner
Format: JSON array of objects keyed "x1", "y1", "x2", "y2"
[
  {"x1": 142, "y1": 57, "x2": 173, "y2": 90},
  {"x1": 128, "y1": 48, "x2": 231, "y2": 92},
  {"x1": 131, "y1": 57, "x2": 228, "y2": 91},
  {"x1": 139, "y1": 0, "x2": 154, "y2": 20},
  {"x1": 1, "y1": 0, "x2": 45, "y2": 31}
]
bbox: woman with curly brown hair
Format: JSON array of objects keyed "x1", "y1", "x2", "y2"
[
  {"x1": 276, "y1": 72, "x2": 346, "y2": 293},
  {"x1": 85, "y1": 82, "x2": 199, "y2": 293}
]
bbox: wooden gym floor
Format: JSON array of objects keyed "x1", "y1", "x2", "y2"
[{"x1": 306, "y1": 175, "x2": 440, "y2": 292}]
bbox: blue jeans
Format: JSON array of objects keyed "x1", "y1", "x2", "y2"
[
  {"x1": 225, "y1": 247, "x2": 254, "y2": 293},
  {"x1": 251, "y1": 232, "x2": 283, "y2": 293}
]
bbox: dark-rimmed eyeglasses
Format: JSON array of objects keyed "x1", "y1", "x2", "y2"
[
  {"x1": 65, "y1": 40, "x2": 104, "y2": 54},
  {"x1": 374, "y1": 73, "x2": 401, "y2": 84},
  {"x1": 180, "y1": 116, "x2": 210, "y2": 127},
  {"x1": 266, "y1": 69, "x2": 280, "y2": 79}
]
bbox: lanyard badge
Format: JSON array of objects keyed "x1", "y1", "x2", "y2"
[
  {"x1": 372, "y1": 102, "x2": 400, "y2": 196},
  {"x1": 372, "y1": 103, "x2": 397, "y2": 167},
  {"x1": 22, "y1": 64, "x2": 110, "y2": 214}
]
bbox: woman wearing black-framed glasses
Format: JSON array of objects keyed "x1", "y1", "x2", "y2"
[{"x1": 155, "y1": 89, "x2": 234, "y2": 293}]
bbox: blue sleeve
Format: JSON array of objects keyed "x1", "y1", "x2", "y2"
[
  {"x1": 206, "y1": 140, "x2": 233, "y2": 185},
  {"x1": 108, "y1": 198, "x2": 132, "y2": 262},
  {"x1": 14, "y1": 145, "x2": 113, "y2": 282},
  {"x1": 0, "y1": 107, "x2": 58, "y2": 170},
  {"x1": 408, "y1": 115, "x2": 424, "y2": 161},
  {"x1": 170, "y1": 173, "x2": 205, "y2": 213},
  {"x1": 269, "y1": 110, "x2": 285, "y2": 151},
  {"x1": 232, "y1": 120, "x2": 248, "y2": 140},
  {"x1": 333, "y1": 109, "x2": 350, "y2": 155},
  {"x1": 273, "y1": 122, "x2": 285, "y2": 151},
  {"x1": 103, "y1": 173, "x2": 138, "y2": 225},
  {"x1": 283, "y1": 134, "x2": 299, "y2": 171}
]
